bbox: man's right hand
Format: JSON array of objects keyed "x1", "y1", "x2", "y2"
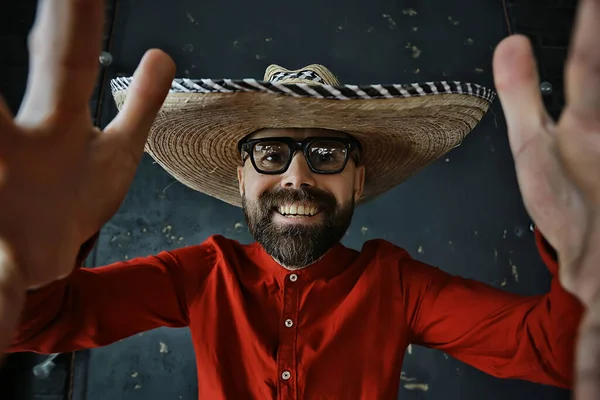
[{"x1": 0, "y1": 0, "x2": 175, "y2": 290}]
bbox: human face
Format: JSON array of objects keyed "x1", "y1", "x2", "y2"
[{"x1": 237, "y1": 128, "x2": 365, "y2": 269}]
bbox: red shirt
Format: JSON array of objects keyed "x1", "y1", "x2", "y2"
[{"x1": 9, "y1": 230, "x2": 582, "y2": 399}]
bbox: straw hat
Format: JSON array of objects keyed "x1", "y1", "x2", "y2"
[{"x1": 110, "y1": 64, "x2": 495, "y2": 207}]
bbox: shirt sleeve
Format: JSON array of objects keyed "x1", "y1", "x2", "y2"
[
  {"x1": 400, "y1": 228, "x2": 583, "y2": 389},
  {"x1": 7, "y1": 235, "x2": 215, "y2": 354}
]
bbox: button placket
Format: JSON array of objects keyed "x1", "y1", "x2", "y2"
[{"x1": 277, "y1": 273, "x2": 300, "y2": 399}]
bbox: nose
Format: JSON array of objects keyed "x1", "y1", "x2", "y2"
[{"x1": 280, "y1": 152, "x2": 316, "y2": 189}]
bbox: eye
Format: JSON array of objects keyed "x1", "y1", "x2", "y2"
[
  {"x1": 310, "y1": 146, "x2": 345, "y2": 165},
  {"x1": 253, "y1": 142, "x2": 290, "y2": 170},
  {"x1": 316, "y1": 151, "x2": 335, "y2": 163},
  {"x1": 260, "y1": 148, "x2": 286, "y2": 164}
]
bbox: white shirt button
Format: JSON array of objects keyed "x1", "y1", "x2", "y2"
[
  {"x1": 285, "y1": 319, "x2": 294, "y2": 328},
  {"x1": 282, "y1": 371, "x2": 291, "y2": 380},
  {"x1": 289, "y1": 274, "x2": 298, "y2": 282}
]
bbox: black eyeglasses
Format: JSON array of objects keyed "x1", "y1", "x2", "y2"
[{"x1": 238, "y1": 136, "x2": 361, "y2": 175}]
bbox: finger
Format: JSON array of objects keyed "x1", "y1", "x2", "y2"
[
  {"x1": 0, "y1": 95, "x2": 16, "y2": 161},
  {"x1": 493, "y1": 34, "x2": 552, "y2": 157},
  {"x1": 574, "y1": 311, "x2": 600, "y2": 400},
  {"x1": 564, "y1": 0, "x2": 600, "y2": 120},
  {"x1": 104, "y1": 49, "x2": 175, "y2": 158},
  {"x1": 0, "y1": 239, "x2": 25, "y2": 355},
  {"x1": 16, "y1": 0, "x2": 105, "y2": 127}
]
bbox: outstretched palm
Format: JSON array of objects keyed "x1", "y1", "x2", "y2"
[
  {"x1": 493, "y1": 0, "x2": 600, "y2": 398},
  {"x1": 0, "y1": 0, "x2": 175, "y2": 289}
]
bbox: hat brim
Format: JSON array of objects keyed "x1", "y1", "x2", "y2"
[{"x1": 110, "y1": 78, "x2": 495, "y2": 207}]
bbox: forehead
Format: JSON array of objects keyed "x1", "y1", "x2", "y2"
[{"x1": 249, "y1": 128, "x2": 349, "y2": 140}]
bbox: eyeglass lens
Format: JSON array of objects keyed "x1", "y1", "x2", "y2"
[{"x1": 252, "y1": 140, "x2": 348, "y2": 172}]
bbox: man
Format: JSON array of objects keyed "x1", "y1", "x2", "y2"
[{"x1": 1, "y1": 1, "x2": 600, "y2": 400}]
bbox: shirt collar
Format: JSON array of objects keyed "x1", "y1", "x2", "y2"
[{"x1": 247, "y1": 240, "x2": 357, "y2": 283}]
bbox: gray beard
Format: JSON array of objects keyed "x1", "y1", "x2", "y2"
[{"x1": 242, "y1": 188, "x2": 354, "y2": 270}]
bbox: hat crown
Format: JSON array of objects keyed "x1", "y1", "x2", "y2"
[{"x1": 263, "y1": 64, "x2": 341, "y2": 86}]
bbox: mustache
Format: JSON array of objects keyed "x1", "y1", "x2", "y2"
[{"x1": 258, "y1": 187, "x2": 337, "y2": 211}]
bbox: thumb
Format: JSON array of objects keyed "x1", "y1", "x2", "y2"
[{"x1": 104, "y1": 49, "x2": 176, "y2": 158}]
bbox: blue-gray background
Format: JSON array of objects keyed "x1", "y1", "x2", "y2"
[{"x1": 0, "y1": 0, "x2": 576, "y2": 399}]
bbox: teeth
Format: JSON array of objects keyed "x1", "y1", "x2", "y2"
[{"x1": 278, "y1": 203, "x2": 318, "y2": 216}]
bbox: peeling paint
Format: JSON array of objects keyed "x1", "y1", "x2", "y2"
[
  {"x1": 256, "y1": 54, "x2": 266, "y2": 60},
  {"x1": 412, "y1": 26, "x2": 418, "y2": 32},
  {"x1": 475, "y1": 68, "x2": 484, "y2": 73},
  {"x1": 503, "y1": 229, "x2": 507, "y2": 239},
  {"x1": 413, "y1": 68, "x2": 420, "y2": 74},
  {"x1": 186, "y1": 12, "x2": 195, "y2": 23},
  {"x1": 404, "y1": 383, "x2": 429, "y2": 391},
  {"x1": 182, "y1": 44, "x2": 194, "y2": 53},
  {"x1": 361, "y1": 227, "x2": 368, "y2": 234},
  {"x1": 417, "y1": 246, "x2": 424, "y2": 254},
  {"x1": 382, "y1": 14, "x2": 397, "y2": 30},
  {"x1": 265, "y1": 38, "x2": 272, "y2": 42},
  {"x1": 445, "y1": 157, "x2": 450, "y2": 162},
  {"x1": 131, "y1": 371, "x2": 138, "y2": 378},
  {"x1": 501, "y1": 278, "x2": 507, "y2": 287},
  {"x1": 511, "y1": 263, "x2": 519, "y2": 282},
  {"x1": 365, "y1": 26, "x2": 375, "y2": 33},
  {"x1": 407, "y1": 344, "x2": 413, "y2": 354},
  {"x1": 444, "y1": 353, "x2": 449, "y2": 359},
  {"x1": 411, "y1": 46, "x2": 421, "y2": 58},
  {"x1": 134, "y1": 384, "x2": 142, "y2": 390},
  {"x1": 465, "y1": 38, "x2": 474, "y2": 45},
  {"x1": 159, "y1": 341, "x2": 169, "y2": 354},
  {"x1": 400, "y1": 372, "x2": 418, "y2": 382},
  {"x1": 402, "y1": 8, "x2": 418, "y2": 16}
]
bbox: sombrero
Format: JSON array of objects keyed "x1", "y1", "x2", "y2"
[{"x1": 110, "y1": 64, "x2": 495, "y2": 207}]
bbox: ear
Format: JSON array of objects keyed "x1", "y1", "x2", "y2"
[
  {"x1": 353, "y1": 165, "x2": 365, "y2": 202},
  {"x1": 237, "y1": 166, "x2": 245, "y2": 196}
]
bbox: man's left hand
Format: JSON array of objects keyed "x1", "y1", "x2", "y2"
[{"x1": 493, "y1": 0, "x2": 600, "y2": 397}]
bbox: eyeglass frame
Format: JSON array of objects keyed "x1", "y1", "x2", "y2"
[{"x1": 237, "y1": 136, "x2": 362, "y2": 175}]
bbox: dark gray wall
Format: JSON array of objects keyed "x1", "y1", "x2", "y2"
[{"x1": 0, "y1": 0, "x2": 576, "y2": 399}]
